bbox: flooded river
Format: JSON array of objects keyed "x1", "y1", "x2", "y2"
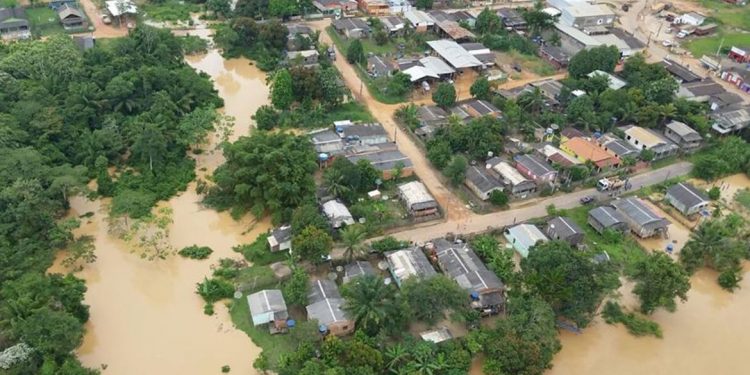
[{"x1": 50, "y1": 48, "x2": 271, "y2": 374}]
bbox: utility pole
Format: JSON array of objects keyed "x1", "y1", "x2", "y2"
[{"x1": 715, "y1": 37, "x2": 725, "y2": 59}]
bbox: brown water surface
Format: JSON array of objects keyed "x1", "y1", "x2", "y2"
[{"x1": 48, "y1": 48, "x2": 271, "y2": 374}]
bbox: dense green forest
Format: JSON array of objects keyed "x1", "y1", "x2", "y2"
[{"x1": 0, "y1": 27, "x2": 221, "y2": 373}]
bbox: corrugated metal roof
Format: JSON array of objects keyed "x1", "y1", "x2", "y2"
[
  {"x1": 466, "y1": 165, "x2": 504, "y2": 194},
  {"x1": 433, "y1": 239, "x2": 504, "y2": 292},
  {"x1": 427, "y1": 40, "x2": 483, "y2": 69},
  {"x1": 343, "y1": 261, "x2": 376, "y2": 283},
  {"x1": 611, "y1": 197, "x2": 667, "y2": 226},
  {"x1": 515, "y1": 154, "x2": 555, "y2": 177},
  {"x1": 420, "y1": 56, "x2": 456, "y2": 76},
  {"x1": 386, "y1": 247, "x2": 437, "y2": 283},
  {"x1": 247, "y1": 290, "x2": 288, "y2": 325},
  {"x1": 398, "y1": 181, "x2": 437, "y2": 209},
  {"x1": 589, "y1": 206, "x2": 626, "y2": 228},
  {"x1": 667, "y1": 182, "x2": 709, "y2": 210},
  {"x1": 493, "y1": 161, "x2": 530, "y2": 187},
  {"x1": 506, "y1": 224, "x2": 548, "y2": 251}
]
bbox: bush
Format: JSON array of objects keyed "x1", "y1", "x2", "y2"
[
  {"x1": 602, "y1": 301, "x2": 662, "y2": 338},
  {"x1": 196, "y1": 277, "x2": 235, "y2": 303},
  {"x1": 370, "y1": 236, "x2": 410, "y2": 253},
  {"x1": 178, "y1": 245, "x2": 213, "y2": 259},
  {"x1": 221, "y1": 365, "x2": 231, "y2": 373},
  {"x1": 232, "y1": 234, "x2": 287, "y2": 266},
  {"x1": 489, "y1": 190, "x2": 509, "y2": 206},
  {"x1": 708, "y1": 186, "x2": 721, "y2": 200},
  {"x1": 204, "y1": 303, "x2": 215, "y2": 315}
]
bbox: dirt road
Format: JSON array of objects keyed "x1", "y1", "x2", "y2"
[{"x1": 78, "y1": 0, "x2": 128, "y2": 38}]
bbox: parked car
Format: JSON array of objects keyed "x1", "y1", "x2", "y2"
[
  {"x1": 102, "y1": 14, "x2": 112, "y2": 24},
  {"x1": 580, "y1": 196, "x2": 596, "y2": 205},
  {"x1": 662, "y1": 40, "x2": 673, "y2": 47}
]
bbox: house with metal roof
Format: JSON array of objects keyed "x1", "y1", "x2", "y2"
[
  {"x1": 380, "y1": 15, "x2": 405, "y2": 33},
  {"x1": 465, "y1": 165, "x2": 505, "y2": 201},
  {"x1": 622, "y1": 125, "x2": 679, "y2": 160},
  {"x1": 420, "y1": 327, "x2": 453, "y2": 343},
  {"x1": 587, "y1": 70, "x2": 627, "y2": 90},
  {"x1": 247, "y1": 290, "x2": 288, "y2": 332},
  {"x1": 539, "y1": 45, "x2": 570, "y2": 69},
  {"x1": 666, "y1": 182, "x2": 710, "y2": 216},
  {"x1": 427, "y1": 40, "x2": 483, "y2": 71},
  {"x1": 460, "y1": 42, "x2": 495, "y2": 66},
  {"x1": 456, "y1": 99, "x2": 502, "y2": 118},
  {"x1": 267, "y1": 225, "x2": 292, "y2": 252},
  {"x1": 678, "y1": 79, "x2": 726, "y2": 102},
  {"x1": 661, "y1": 58, "x2": 702, "y2": 83},
  {"x1": 432, "y1": 238, "x2": 505, "y2": 313},
  {"x1": 346, "y1": 143, "x2": 413, "y2": 179},
  {"x1": 57, "y1": 4, "x2": 85, "y2": 29},
  {"x1": 504, "y1": 223, "x2": 549, "y2": 257},
  {"x1": 343, "y1": 261, "x2": 376, "y2": 283},
  {"x1": 611, "y1": 197, "x2": 670, "y2": 238},
  {"x1": 336, "y1": 121, "x2": 389, "y2": 145},
  {"x1": 514, "y1": 154, "x2": 557, "y2": 185},
  {"x1": 404, "y1": 9, "x2": 435, "y2": 32},
  {"x1": 322, "y1": 199, "x2": 355, "y2": 229},
  {"x1": 420, "y1": 56, "x2": 456, "y2": 78},
  {"x1": 398, "y1": 181, "x2": 439, "y2": 217},
  {"x1": 306, "y1": 279, "x2": 354, "y2": 336},
  {"x1": 403, "y1": 65, "x2": 440, "y2": 83},
  {"x1": 492, "y1": 161, "x2": 536, "y2": 196},
  {"x1": 529, "y1": 79, "x2": 564, "y2": 105},
  {"x1": 385, "y1": 246, "x2": 438, "y2": 286},
  {"x1": 435, "y1": 20, "x2": 475, "y2": 42},
  {"x1": 539, "y1": 144, "x2": 581, "y2": 168},
  {"x1": 664, "y1": 121, "x2": 702, "y2": 153},
  {"x1": 310, "y1": 128, "x2": 345, "y2": 155},
  {"x1": 313, "y1": 0, "x2": 358, "y2": 15},
  {"x1": 710, "y1": 106, "x2": 750, "y2": 135},
  {"x1": 367, "y1": 55, "x2": 393, "y2": 78},
  {"x1": 598, "y1": 134, "x2": 640, "y2": 159},
  {"x1": 545, "y1": 216, "x2": 585, "y2": 246},
  {"x1": 498, "y1": 8, "x2": 527, "y2": 30},
  {"x1": 587, "y1": 206, "x2": 628, "y2": 234},
  {"x1": 0, "y1": 7, "x2": 29, "y2": 39},
  {"x1": 332, "y1": 18, "x2": 371, "y2": 39},
  {"x1": 415, "y1": 105, "x2": 449, "y2": 138},
  {"x1": 561, "y1": 137, "x2": 621, "y2": 170}
]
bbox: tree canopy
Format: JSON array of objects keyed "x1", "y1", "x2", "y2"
[
  {"x1": 630, "y1": 252, "x2": 690, "y2": 314},
  {"x1": 568, "y1": 45, "x2": 620, "y2": 78}
]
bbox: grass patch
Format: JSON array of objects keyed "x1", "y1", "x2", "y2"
[
  {"x1": 555, "y1": 205, "x2": 648, "y2": 270},
  {"x1": 497, "y1": 50, "x2": 558, "y2": 77},
  {"x1": 685, "y1": 32, "x2": 750, "y2": 57},
  {"x1": 26, "y1": 7, "x2": 65, "y2": 36},
  {"x1": 649, "y1": 155, "x2": 681, "y2": 170},
  {"x1": 735, "y1": 189, "x2": 750, "y2": 210},
  {"x1": 179, "y1": 35, "x2": 208, "y2": 55},
  {"x1": 321, "y1": 101, "x2": 375, "y2": 124},
  {"x1": 698, "y1": 0, "x2": 750, "y2": 30},
  {"x1": 142, "y1": 0, "x2": 199, "y2": 22},
  {"x1": 233, "y1": 234, "x2": 290, "y2": 266}
]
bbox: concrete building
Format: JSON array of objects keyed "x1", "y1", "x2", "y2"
[
  {"x1": 587, "y1": 206, "x2": 628, "y2": 234},
  {"x1": 622, "y1": 126, "x2": 679, "y2": 160},
  {"x1": 332, "y1": 18, "x2": 370, "y2": 38},
  {"x1": 514, "y1": 154, "x2": 557, "y2": 185},
  {"x1": 397, "y1": 181, "x2": 439, "y2": 217},
  {"x1": 504, "y1": 223, "x2": 548, "y2": 257},
  {"x1": 561, "y1": 137, "x2": 621, "y2": 170},
  {"x1": 711, "y1": 106, "x2": 750, "y2": 135},
  {"x1": 247, "y1": 290, "x2": 288, "y2": 332},
  {"x1": 385, "y1": 247, "x2": 438, "y2": 287},
  {"x1": 427, "y1": 40, "x2": 483, "y2": 72},
  {"x1": 336, "y1": 121, "x2": 388, "y2": 145},
  {"x1": 545, "y1": 216, "x2": 585, "y2": 246},
  {"x1": 358, "y1": 0, "x2": 389, "y2": 15},
  {"x1": 313, "y1": 0, "x2": 358, "y2": 15},
  {"x1": 611, "y1": 197, "x2": 670, "y2": 238},
  {"x1": 267, "y1": 225, "x2": 292, "y2": 252},
  {"x1": 666, "y1": 182, "x2": 710, "y2": 216},
  {"x1": 664, "y1": 121, "x2": 703, "y2": 153},
  {"x1": 322, "y1": 199, "x2": 355, "y2": 229},
  {"x1": 598, "y1": 134, "x2": 640, "y2": 159},
  {"x1": 465, "y1": 165, "x2": 505, "y2": 201},
  {"x1": 492, "y1": 161, "x2": 536, "y2": 196},
  {"x1": 432, "y1": 238, "x2": 505, "y2": 313},
  {"x1": 306, "y1": 279, "x2": 354, "y2": 336},
  {"x1": 404, "y1": 9, "x2": 435, "y2": 32}
]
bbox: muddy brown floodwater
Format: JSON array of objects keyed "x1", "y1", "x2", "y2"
[{"x1": 49, "y1": 48, "x2": 271, "y2": 374}]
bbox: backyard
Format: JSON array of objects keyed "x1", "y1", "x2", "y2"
[
  {"x1": 495, "y1": 50, "x2": 557, "y2": 79},
  {"x1": 685, "y1": 32, "x2": 750, "y2": 57}
]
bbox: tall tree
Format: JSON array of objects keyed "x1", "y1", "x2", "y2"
[
  {"x1": 341, "y1": 224, "x2": 367, "y2": 263},
  {"x1": 568, "y1": 45, "x2": 620, "y2": 78},
  {"x1": 475, "y1": 7, "x2": 501, "y2": 35},
  {"x1": 432, "y1": 83, "x2": 457, "y2": 108},
  {"x1": 292, "y1": 226, "x2": 332, "y2": 264},
  {"x1": 346, "y1": 39, "x2": 365, "y2": 65},
  {"x1": 342, "y1": 275, "x2": 404, "y2": 335},
  {"x1": 631, "y1": 252, "x2": 691, "y2": 314},
  {"x1": 470, "y1": 76, "x2": 491, "y2": 100},
  {"x1": 271, "y1": 69, "x2": 294, "y2": 110}
]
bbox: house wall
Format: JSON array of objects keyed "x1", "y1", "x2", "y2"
[
  {"x1": 666, "y1": 194, "x2": 707, "y2": 216},
  {"x1": 664, "y1": 129, "x2": 701, "y2": 152},
  {"x1": 515, "y1": 163, "x2": 557, "y2": 184},
  {"x1": 465, "y1": 179, "x2": 500, "y2": 201}
]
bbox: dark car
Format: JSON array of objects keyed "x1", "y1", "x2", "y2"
[{"x1": 580, "y1": 196, "x2": 595, "y2": 205}]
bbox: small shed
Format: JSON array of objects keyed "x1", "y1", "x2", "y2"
[
  {"x1": 247, "y1": 289, "x2": 288, "y2": 330},
  {"x1": 267, "y1": 225, "x2": 292, "y2": 252},
  {"x1": 611, "y1": 197, "x2": 670, "y2": 238},
  {"x1": 587, "y1": 206, "x2": 628, "y2": 234},
  {"x1": 504, "y1": 224, "x2": 548, "y2": 258},
  {"x1": 322, "y1": 200, "x2": 355, "y2": 229},
  {"x1": 420, "y1": 327, "x2": 453, "y2": 343},
  {"x1": 385, "y1": 247, "x2": 437, "y2": 287},
  {"x1": 398, "y1": 181, "x2": 439, "y2": 217},
  {"x1": 343, "y1": 261, "x2": 376, "y2": 283},
  {"x1": 666, "y1": 182, "x2": 710, "y2": 216},
  {"x1": 306, "y1": 279, "x2": 354, "y2": 336},
  {"x1": 545, "y1": 216, "x2": 585, "y2": 246}
]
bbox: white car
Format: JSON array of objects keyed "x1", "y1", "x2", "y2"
[{"x1": 662, "y1": 40, "x2": 673, "y2": 47}]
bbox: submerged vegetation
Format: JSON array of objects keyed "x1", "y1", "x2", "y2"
[{"x1": 602, "y1": 302, "x2": 663, "y2": 338}]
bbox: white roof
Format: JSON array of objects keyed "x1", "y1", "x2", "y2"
[
  {"x1": 106, "y1": 0, "x2": 137, "y2": 16},
  {"x1": 398, "y1": 181, "x2": 435, "y2": 207},
  {"x1": 587, "y1": 70, "x2": 627, "y2": 90},
  {"x1": 543, "y1": 7, "x2": 562, "y2": 17},
  {"x1": 287, "y1": 50, "x2": 318, "y2": 59},
  {"x1": 419, "y1": 56, "x2": 455, "y2": 76},
  {"x1": 565, "y1": 3, "x2": 615, "y2": 18},
  {"x1": 404, "y1": 9, "x2": 435, "y2": 26},
  {"x1": 322, "y1": 200, "x2": 352, "y2": 220},
  {"x1": 403, "y1": 65, "x2": 439, "y2": 82},
  {"x1": 427, "y1": 40, "x2": 483, "y2": 69},
  {"x1": 554, "y1": 22, "x2": 600, "y2": 47},
  {"x1": 492, "y1": 161, "x2": 530, "y2": 186}
]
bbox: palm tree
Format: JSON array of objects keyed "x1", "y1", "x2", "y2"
[
  {"x1": 406, "y1": 343, "x2": 445, "y2": 375},
  {"x1": 324, "y1": 168, "x2": 350, "y2": 198},
  {"x1": 341, "y1": 275, "x2": 397, "y2": 335},
  {"x1": 341, "y1": 224, "x2": 367, "y2": 263},
  {"x1": 517, "y1": 87, "x2": 545, "y2": 115},
  {"x1": 385, "y1": 343, "x2": 409, "y2": 373}
]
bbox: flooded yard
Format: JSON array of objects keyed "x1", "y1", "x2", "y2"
[{"x1": 636, "y1": 200, "x2": 693, "y2": 257}]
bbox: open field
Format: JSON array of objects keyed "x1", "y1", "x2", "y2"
[
  {"x1": 142, "y1": 0, "x2": 199, "y2": 22},
  {"x1": 26, "y1": 7, "x2": 66, "y2": 36},
  {"x1": 685, "y1": 32, "x2": 750, "y2": 57},
  {"x1": 495, "y1": 50, "x2": 557, "y2": 79},
  {"x1": 697, "y1": 0, "x2": 750, "y2": 30}
]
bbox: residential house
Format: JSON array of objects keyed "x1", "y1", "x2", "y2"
[
  {"x1": 711, "y1": 106, "x2": 750, "y2": 134},
  {"x1": 465, "y1": 165, "x2": 505, "y2": 201},
  {"x1": 435, "y1": 20, "x2": 475, "y2": 42},
  {"x1": 611, "y1": 197, "x2": 670, "y2": 238},
  {"x1": 432, "y1": 238, "x2": 505, "y2": 313},
  {"x1": 539, "y1": 45, "x2": 570, "y2": 69},
  {"x1": 286, "y1": 24, "x2": 314, "y2": 51},
  {"x1": 587, "y1": 206, "x2": 628, "y2": 233},
  {"x1": 728, "y1": 46, "x2": 750, "y2": 63},
  {"x1": 332, "y1": 18, "x2": 370, "y2": 39},
  {"x1": 343, "y1": 261, "x2": 376, "y2": 283},
  {"x1": 380, "y1": 16, "x2": 405, "y2": 34},
  {"x1": 679, "y1": 12, "x2": 706, "y2": 26},
  {"x1": 497, "y1": 8, "x2": 527, "y2": 30},
  {"x1": 322, "y1": 199, "x2": 355, "y2": 229},
  {"x1": 414, "y1": 105, "x2": 449, "y2": 138},
  {"x1": 545, "y1": 216, "x2": 585, "y2": 246},
  {"x1": 661, "y1": 58, "x2": 702, "y2": 83},
  {"x1": 402, "y1": 65, "x2": 439, "y2": 83},
  {"x1": 310, "y1": 128, "x2": 344, "y2": 155},
  {"x1": 398, "y1": 181, "x2": 439, "y2": 217},
  {"x1": 709, "y1": 91, "x2": 744, "y2": 111},
  {"x1": 420, "y1": 55, "x2": 456, "y2": 79},
  {"x1": 539, "y1": 144, "x2": 582, "y2": 168},
  {"x1": 598, "y1": 134, "x2": 640, "y2": 159},
  {"x1": 105, "y1": 0, "x2": 137, "y2": 19},
  {"x1": 0, "y1": 7, "x2": 30, "y2": 39},
  {"x1": 57, "y1": 4, "x2": 86, "y2": 29},
  {"x1": 359, "y1": 0, "x2": 389, "y2": 16},
  {"x1": 420, "y1": 327, "x2": 453, "y2": 343},
  {"x1": 587, "y1": 70, "x2": 627, "y2": 90},
  {"x1": 504, "y1": 223, "x2": 549, "y2": 257},
  {"x1": 367, "y1": 55, "x2": 393, "y2": 78},
  {"x1": 247, "y1": 290, "x2": 288, "y2": 332},
  {"x1": 346, "y1": 143, "x2": 413, "y2": 179},
  {"x1": 313, "y1": 0, "x2": 358, "y2": 15},
  {"x1": 460, "y1": 42, "x2": 495, "y2": 66},
  {"x1": 622, "y1": 125, "x2": 679, "y2": 160},
  {"x1": 666, "y1": 182, "x2": 710, "y2": 216},
  {"x1": 529, "y1": 79, "x2": 564, "y2": 106},
  {"x1": 720, "y1": 66, "x2": 750, "y2": 94},
  {"x1": 404, "y1": 9, "x2": 435, "y2": 32},
  {"x1": 455, "y1": 99, "x2": 502, "y2": 119},
  {"x1": 306, "y1": 279, "x2": 354, "y2": 336},
  {"x1": 678, "y1": 79, "x2": 726, "y2": 102},
  {"x1": 560, "y1": 127, "x2": 586, "y2": 143},
  {"x1": 664, "y1": 121, "x2": 703, "y2": 153},
  {"x1": 452, "y1": 10, "x2": 476, "y2": 27},
  {"x1": 286, "y1": 50, "x2": 319, "y2": 67},
  {"x1": 561, "y1": 137, "x2": 621, "y2": 170},
  {"x1": 427, "y1": 40, "x2": 483, "y2": 72},
  {"x1": 514, "y1": 154, "x2": 557, "y2": 185},
  {"x1": 267, "y1": 225, "x2": 292, "y2": 252},
  {"x1": 336, "y1": 121, "x2": 388, "y2": 145},
  {"x1": 385, "y1": 246, "x2": 438, "y2": 287},
  {"x1": 492, "y1": 161, "x2": 536, "y2": 196}
]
